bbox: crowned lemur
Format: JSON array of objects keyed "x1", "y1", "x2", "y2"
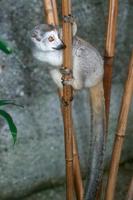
[{"x1": 30, "y1": 23, "x2": 105, "y2": 200}]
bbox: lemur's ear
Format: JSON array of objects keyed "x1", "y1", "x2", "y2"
[
  {"x1": 59, "y1": 21, "x2": 77, "y2": 38},
  {"x1": 30, "y1": 24, "x2": 56, "y2": 36}
]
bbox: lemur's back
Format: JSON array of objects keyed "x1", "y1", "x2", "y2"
[{"x1": 72, "y1": 36, "x2": 104, "y2": 88}]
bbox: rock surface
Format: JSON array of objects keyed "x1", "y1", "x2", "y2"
[
  {"x1": 23, "y1": 161, "x2": 133, "y2": 200},
  {"x1": 0, "y1": 0, "x2": 132, "y2": 199}
]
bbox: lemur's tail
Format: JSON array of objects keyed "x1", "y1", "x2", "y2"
[{"x1": 84, "y1": 81, "x2": 106, "y2": 200}]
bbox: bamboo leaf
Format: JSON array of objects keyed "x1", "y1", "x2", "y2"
[
  {"x1": 0, "y1": 39, "x2": 12, "y2": 54},
  {"x1": 0, "y1": 109, "x2": 17, "y2": 144},
  {"x1": 0, "y1": 100, "x2": 24, "y2": 108}
]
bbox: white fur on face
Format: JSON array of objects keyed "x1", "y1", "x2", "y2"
[
  {"x1": 30, "y1": 25, "x2": 65, "y2": 65},
  {"x1": 33, "y1": 49, "x2": 63, "y2": 66},
  {"x1": 31, "y1": 28, "x2": 63, "y2": 52}
]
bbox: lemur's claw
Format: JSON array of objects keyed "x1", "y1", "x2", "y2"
[
  {"x1": 60, "y1": 67, "x2": 72, "y2": 75},
  {"x1": 63, "y1": 14, "x2": 74, "y2": 23}
]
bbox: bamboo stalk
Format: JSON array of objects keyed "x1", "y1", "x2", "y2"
[
  {"x1": 58, "y1": 89, "x2": 84, "y2": 200},
  {"x1": 61, "y1": 1, "x2": 74, "y2": 199},
  {"x1": 59, "y1": 93, "x2": 84, "y2": 200},
  {"x1": 43, "y1": 0, "x2": 58, "y2": 25},
  {"x1": 72, "y1": 129, "x2": 84, "y2": 200},
  {"x1": 43, "y1": 0, "x2": 83, "y2": 199},
  {"x1": 126, "y1": 177, "x2": 133, "y2": 200},
  {"x1": 105, "y1": 51, "x2": 133, "y2": 200},
  {"x1": 51, "y1": 0, "x2": 59, "y2": 25},
  {"x1": 103, "y1": 0, "x2": 118, "y2": 126},
  {"x1": 96, "y1": 2, "x2": 118, "y2": 199}
]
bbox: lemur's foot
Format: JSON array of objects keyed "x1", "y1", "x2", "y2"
[
  {"x1": 62, "y1": 79, "x2": 83, "y2": 90},
  {"x1": 62, "y1": 79, "x2": 74, "y2": 86}
]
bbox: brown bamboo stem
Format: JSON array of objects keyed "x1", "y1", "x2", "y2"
[
  {"x1": 58, "y1": 91, "x2": 84, "y2": 200},
  {"x1": 96, "y1": 2, "x2": 118, "y2": 199},
  {"x1": 105, "y1": 51, "x2": 133, "y2": 200},
  {"x1": 43, "y1": 0, "x2": 58, "y2": 25},
  {"x1": 72, "y1": 130, "x2": 84, "y2": 200},
  {"x1": 43, "y1": 0, "x2": 83, "y2": 199},
  {"x1": 61, "y1": 1, "x2": 74, "y2": 199},
  {"x1": 103, "y1": 0, "x2": 118, "y2": 127},
  {"x1": 51, "y1": 0, "x2": 59, "y2": 25},
  {"x1": 126, "y1": 177, "x2": 133, "y2": 200}
]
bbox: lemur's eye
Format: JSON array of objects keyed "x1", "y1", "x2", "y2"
[{"x1": 48, "y1": 36, "x2": 54, "y2": 42}]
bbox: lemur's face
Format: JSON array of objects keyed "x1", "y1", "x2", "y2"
[{"x1": 30, "y1": 24, "x2": 66, "y2": 52}]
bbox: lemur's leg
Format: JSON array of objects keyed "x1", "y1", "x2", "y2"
[{"x1": 50, "y1": 69, "x2": 63, "y2": 89}]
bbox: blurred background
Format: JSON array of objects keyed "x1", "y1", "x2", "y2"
[{"x1": 0, "y1": 0, "x2": 132, "y2": 199}]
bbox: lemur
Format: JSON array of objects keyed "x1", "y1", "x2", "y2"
[{"x1": 30, "y1": 23, "x2": 105, "y2": 200}]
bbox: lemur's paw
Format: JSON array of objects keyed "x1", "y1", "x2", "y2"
[{"x1": 60, "y1": 67, "x2": 72, "y2": 76}]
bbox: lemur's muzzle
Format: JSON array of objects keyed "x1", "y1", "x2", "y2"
[{"x1": 53, "y1": 41, "x2": 66, "y2": 50}]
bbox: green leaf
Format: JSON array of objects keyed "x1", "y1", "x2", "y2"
[
  {"x1": 0, "y1": 100, "x2": 24, "y2": 108},
  {"x1": 0, "y1": 39, "x2": 12, "y2": 54},
  {"x1": 0, "y1": 109, "x2": 17, "y2": 144}
]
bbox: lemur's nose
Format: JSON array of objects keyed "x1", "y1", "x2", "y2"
[
  {"x1": 61, "y1": 41, "x2": 66, "y2": 49},
  {"x1": 53, "y1": 41, "x2": 66, "y2": 50}
]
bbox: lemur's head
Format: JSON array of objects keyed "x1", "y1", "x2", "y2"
[{"x1": 30, "y1": 24, "x2": 66, "y2": 52}]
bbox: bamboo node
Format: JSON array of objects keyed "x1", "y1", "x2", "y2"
[
  {"x1": 63, "y1": 14, "x2": 74, "y2": 24},
  {"x1": 65, "y1": 158, "x2": 73, "y2": 162},
  {"x1": 104, "y1": 56, "x2": 113, "y2": 65},
  {"x1": 116, "y1": 133, "x2": 125, "y2": 138}
]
